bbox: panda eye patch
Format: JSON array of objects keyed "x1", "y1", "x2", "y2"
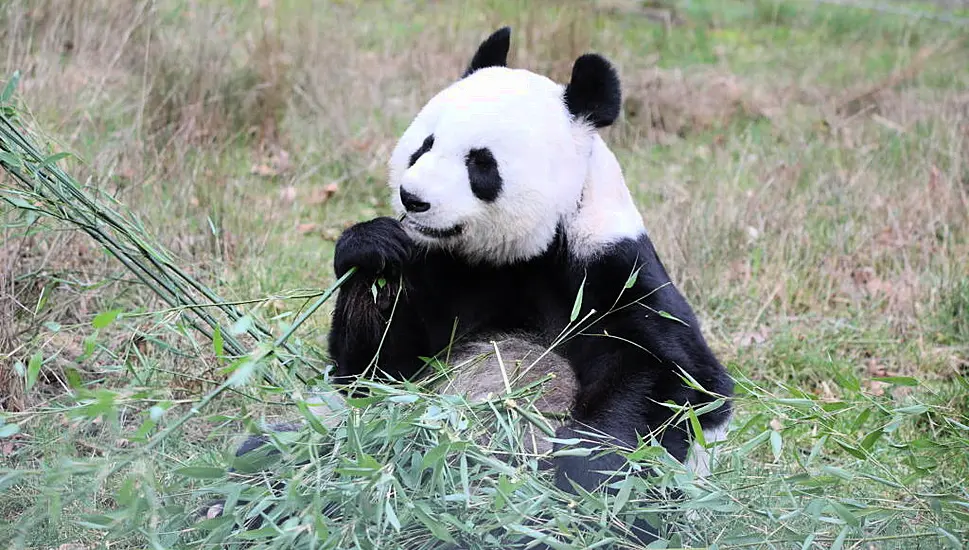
[
  {"x1": 465, "y1": 148, "x2": 502, "y2": 202},
  {"x1": 408, "y1": 135, "x2": 435, "y2": 167}
]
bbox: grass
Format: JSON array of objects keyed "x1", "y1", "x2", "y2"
[{"x1": 1, "y1": 0, "x2": 968, "y2": 548}]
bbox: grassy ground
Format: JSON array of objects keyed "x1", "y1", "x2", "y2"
[{"x1": 1, "y1": 0, "x2": 968, "y2": 548}]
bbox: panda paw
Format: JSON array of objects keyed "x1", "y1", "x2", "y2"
[{"x1": 333, "y1": 217, "x2": 414, "y2": 279}]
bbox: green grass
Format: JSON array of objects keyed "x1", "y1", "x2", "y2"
[{"x1": 2, "y1": 0, "x2": 969, "y2": 548}]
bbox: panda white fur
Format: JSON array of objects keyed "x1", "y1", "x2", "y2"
[{"x1": 234, "y1": 27, "x2": 734, "y2": 543}]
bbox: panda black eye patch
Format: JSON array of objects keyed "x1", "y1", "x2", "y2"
[
  {"x1": 465, "y1": 148, "x2": 502, "y2": 202},
  {"x1": 408, "y1": 135, "x2": 435, "y2": 167}
]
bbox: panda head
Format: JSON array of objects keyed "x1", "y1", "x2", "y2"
[{"x1": 388, "y1": 27, "x2": 624, "y2": 264}]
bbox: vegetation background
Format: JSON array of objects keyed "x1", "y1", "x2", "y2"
[{"x1": 1, "y1": 0, "x2": 968, "y2": 548}]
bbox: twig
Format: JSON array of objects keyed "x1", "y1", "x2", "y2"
[{"x1": 835, "y1": 41, "x2": 959, "y2": 117}]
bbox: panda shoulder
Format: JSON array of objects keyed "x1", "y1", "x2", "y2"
[{"x1": 565, "y1": 134, "x2": 645, "y2": 259}]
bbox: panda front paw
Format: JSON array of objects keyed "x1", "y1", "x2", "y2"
[{"x1": 333, "y1": 217, "x2": 414, "y2": 279}]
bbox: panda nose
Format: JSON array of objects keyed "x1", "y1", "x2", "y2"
[{"x1": 400, "y1": 188, "x2": 431, "y2": 213}]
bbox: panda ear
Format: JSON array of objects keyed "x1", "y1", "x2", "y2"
[
  {"x1": 463, "y1": 27, "x2": 511, "y2": 78},
  {"x1": 564, "y1": 53, "x2": 622, "y2": 128}
]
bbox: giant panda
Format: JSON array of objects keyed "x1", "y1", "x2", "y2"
[
  {"x1": 325, "y1": 26, "x2": 733, "y2": 539},
  {"x1": 227, "y1": 26, "x2": 734, "y2": 543}
]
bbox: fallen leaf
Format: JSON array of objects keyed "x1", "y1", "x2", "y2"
[
  {"x1": 733, "y1": 325, "x2": 770, "y2": 347},
  {"x1": 297, "y1": 223, "x2": 318, "y2": 235},
  {"x1": 348, "y1": 138, "x2": 374, "y2": 152},
  {"x1": 308, "y1": 182, "x2": 340, "y2": 205},
  {"x1": 851, "y1": 267, "x2": 893, "y2": 297},
  {"x1": 251, "y1": 163, "x2": 275, "y2": 177},
  {"x1": 250, "y1": 149, "x2": 291, "y2": 178},
  {"x1": 769, "y1": 418, "x2": 784, "y2": 431},
  {"x1": 865, "y1": 379, "x2": 887, "y2": 397},
  {"x1": 866, "y1": 358, "x2": 888, "y2": 377}
]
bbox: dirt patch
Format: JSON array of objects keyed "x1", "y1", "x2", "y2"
[{"x1": 622, "y1": 66, "x2": 782, "y2": 142}]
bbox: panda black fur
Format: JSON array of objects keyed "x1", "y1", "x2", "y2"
[{"x1": 229, "y1": 27, "x2": 733, "y2": 543}]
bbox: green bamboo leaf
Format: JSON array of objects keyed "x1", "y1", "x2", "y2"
[
  {"x1": 422, "y1": 441, "x2": 451, "y2": 470},
  {"x1": 657, "y1": 309, "x2": 690, "y2": 326},
  {"x1": 229, "y1": 315, "x2": 253, "y2": 336},
  {"x1": 935, "y1": 527, "x2": 963, "y2": 549},
  {"x1": 860, "y1": 428, "x2": 884, "y2": 451},
  {"x1": 552, "y1": 446, "x2": 594, "y2": 457},
  {"x1": 92, "y1": 308, "x2": 122, "y2": 329},
  {"x1": 737, "y1": 429, "x2": 771, "y2": 456},
  {"x1": 895, "y1": 404, "x2": 929, "y2": 415},
  {"x1": 623, "y1": 266, "x2": 641, "y2": 289},
  {"x1": 0, "y1": 150, "x2": 22, "y2": 168},
  {"x1": 570, "y1": 273, "x2": 587, "y2": 322},
  {"x1": 872, "y1": 376, "x2": 919, "y2": 386},
  {"x1": 297, "y1": 399, "x2": 329, "y2": 435},
  {"x1": 829, "y1": 501, "x2": 860, "y2": 527},
  {"x1": 64, "y1": 366, "x2": 83, "y2": 389},
  {"x1": 37, "y1": 151, "x2": 71, "y2": 171},
  {"x1": 829, "y1": 525, "x2": 850, "y2": 550},
  {"x1": 413, "y1": 501, "x2": 456, "y2": 543},
  {"x1": 612, "y1": 477, "x2": 633, "y2": 515},
  {"x1": 687, "y1": 409, "x2": 706, "y2": 448},
  {"x1": 835, "y1": 439, "x2": 867, "y2": 460},
  {"x1": 857, "y1": 472, "x2": 903, "y2": 488},
  {"x1": 0, "y1": 70, "x2": 20, "y2": 102},
  {"x1": 0, "y1": 423, "x2": 20, "y2": 438},
  {"x1": 174, "y1": 467, "x2": 225, "y2": 479},
  {"x1": 385, "y1": 499, "x2": 401, "y2": 531},
  {"x1": 226, "y1": 358, "x2": 256, "y2": 387},
  {"x1": 212, "y1": 326, "x2": 224, "y2": 359},
  {"x1": 769, "y1": 430, "x2": 783, "y2": 461},
  {"x1": 236, "y1": 527, "x2": 278, "y2": 540},
  {"x1": 26, "y1": 351, "x2": 42, "y2": 391}
]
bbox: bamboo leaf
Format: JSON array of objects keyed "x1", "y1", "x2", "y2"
[
  {"x1": 212, "y1": 326, "x2": 224, "y2": 359},
  {"x1": 1, "y1": 70, "x2": 20, "y2": 102},
  {"x1": 26, "y1": 351, "x2": 42, "y2": 391},
  {"x1": 92, "y1": 309, "x2": 122, "y2": 329},
  {"x1": 657, "y1": 309, "x2": 690, "y2": 326},
  {"x1": 0, "y1": 423, "x2": 20, "y2": 438},
  {"x1": 174, "y1": 467, "x2": 225, "y2": 479},
  {"x1": 570, "y1": 273, "x2": 587, "y2": 322},
  {"x1": 769, "y1": 430, "x2": 783, "y2": 462}
]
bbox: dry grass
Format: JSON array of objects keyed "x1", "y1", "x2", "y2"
[{"x1": 1, "y1": 0, "x2": 968, "y2": 547}]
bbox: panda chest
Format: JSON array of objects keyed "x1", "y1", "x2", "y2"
[{"x1": 413, "y1": 256, "x2": 575, "y2": 337}]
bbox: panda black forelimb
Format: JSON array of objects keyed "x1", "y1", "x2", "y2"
[{"x1": 548, "y1": 234, "x2": 732, "y2": 493}]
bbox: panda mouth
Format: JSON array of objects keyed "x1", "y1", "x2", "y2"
[{"x1": 403, "y1": 217, "x2": 464, "y2": 239}]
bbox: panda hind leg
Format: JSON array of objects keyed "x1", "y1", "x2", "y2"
[{"x1": 197, "y1": 421, "x2": 307, "y2": 526}]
